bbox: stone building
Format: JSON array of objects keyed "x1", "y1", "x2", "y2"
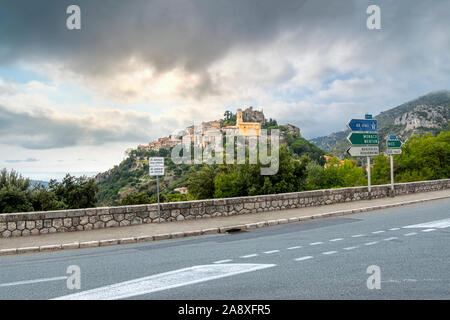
[{"x1": 242, "y1": 106, "x2": 265, "y2": 124}]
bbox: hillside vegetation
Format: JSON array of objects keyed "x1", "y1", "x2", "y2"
[{"x1": 96, "y1": 129, "x2": 325, "y2": 206}]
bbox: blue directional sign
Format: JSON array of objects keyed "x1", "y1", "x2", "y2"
[{"x1": 347, "y1": 119, "x2": 378, "y2": 132}]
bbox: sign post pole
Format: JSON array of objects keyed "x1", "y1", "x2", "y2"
[
  {"x1": 367, "y1": 156, "x2": 371, "y2": 193},
  {"x1": 156, "y1": 175, "x2": 160, "y2": 223},
  {"x1": 390, "y1": 154, "x2": 394, "y2": 194}
]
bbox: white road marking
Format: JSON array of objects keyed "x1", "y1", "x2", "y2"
[
  {"x1": 343, "y1": 246, "x2": 358, "y2": 250},
  {"x1": 389, "y1": 228, "x2": 400, "y2": 231},
  {"x1": 404, "y1": 232, "x2": 417, "y2": 236},
  {"x1": 263, "y1": 250, "x2": 280, "y2": 254},
  {"x1": 383, "y1": 237, "x2": 398, "y2": 241},
  {"x1": 364, "y1": 241, "x2": 378, "y2": 246},
  {"x1": 351, "y1": 234, "x2": 365, "y2": 238},
  {"x1": 53, "y1": 263, "x2": 275, "y2": 300},
  {"x1": 213, "y1": 259, "x2": 232, "y2": 264},
  {"x1": 329, "y1": 238, "x2": 343, "y2": 242},
  {"x1": 0, "y1": 276, "x2": 67, "y2": 288},
  {"x1": 309, "y1": 242, "x2": 323, "y2": 246},
  {"x1": 372, "y1": 230, "x2": 385, "y2": 234},
  {"x1": 403, "y1": 218, "x2": 450, "y2": 229},
  {"x1": 294, "y1": 256, "x2": 313, "y2": 261},
  {"x1": 322, "y1": 251, "x2": 337, "y2": 255},
  {"x1": 240, "y1": 254, "x2": 259, "y2": 258},
  {"x1": 421, "y1": 228, "x2": 436, "y2": 232},
  {"x1": 286, "y1": 246, "x2": 302, "y2": 250}
]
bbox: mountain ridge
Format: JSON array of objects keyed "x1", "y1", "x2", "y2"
[{"x1": 310, "y1": 90, "x2": 450, "y2": 157}]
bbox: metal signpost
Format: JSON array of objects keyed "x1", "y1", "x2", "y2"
[
  {"x1": 149, "y1": 157, "x2": 164, "y2": 222},
  {"x1": 386, "y1": 135, "x2": 403, "y2": 194},
  {"x1": 346, "y1": 114, "x2": 379, "y2": 193}
]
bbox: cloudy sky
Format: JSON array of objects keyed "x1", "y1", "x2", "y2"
[{"x1": 1, "y1": 0, "x2": 449, "y2": 178}]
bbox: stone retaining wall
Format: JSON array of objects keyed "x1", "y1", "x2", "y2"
[{"x1": 1, "y1": 179, "x2": 449, "y2": 238}]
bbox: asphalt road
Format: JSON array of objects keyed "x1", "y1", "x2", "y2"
[{"x1": 0, "y1": 198, "x2": 449, "y2": 300}]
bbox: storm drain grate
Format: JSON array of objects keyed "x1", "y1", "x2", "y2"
[{"x1": 226, "y1": 227, "x2": 246, "y2": 234}]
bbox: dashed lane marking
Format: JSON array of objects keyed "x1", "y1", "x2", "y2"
[
  {"x1": 372, "y1": 230, "x2": 385, "y2": 234},
  {"x1": 329, "y1": 238, "x2": 343, "y2": 242},
  {"x1": 294, "y1": 256, "x2": 313, "y2": 261},
  {"x1": 343, "y1": 246, "x2": 358, "y2": 250},
  {"x1": 309, "y1": 242, "x2": 323, "y2": 246},
  {"x1": 240, "y1": 254, "x2": 259, "y2": 258},
  {"x1": 364, "y1": 241, "x2": 378, "y2": 246},
  {"x1": 322, "y1": 251, "x2": 337, "y2": 255},
  {"x1": 286, "y1": 246, "x2": 302, "y2": 250},
  {"x1": 351, "y1": 234, "x2": 365, "y2": 238},
  {"x1": 383, "y1": 237, "x2": 398, "y2": 241},
  {"x1": 404, "y1": 232, "x2": 417, "y2": 236},
  {"x1": 213, "y1": 259, "x2": 233, "y2": 264},
  {"x1": 389, "y1": 228, "x2": 400, "y2": 231},
  {"x1": 263, "y1": 250, "x2": 280, "y2": 254},
  {"x1": 421, "y1": 228, "x2": 436, "y2": 232},
  {"x1": 0, "y1": 276, "x2": 67, "y2": 288}
]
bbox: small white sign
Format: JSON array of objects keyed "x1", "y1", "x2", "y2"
[
  {"x1": 386, "y1": 149, "x2": 402, "y2": 155},
  {"x1": 149, "y1": 167, "x2": 164, "y2": 176},
  {"x1": 149, "y1": 157, "x2": 164, "y2": 167},
  {"x1": 149, "y1": 157, "x2": 164, "y2": 176}
]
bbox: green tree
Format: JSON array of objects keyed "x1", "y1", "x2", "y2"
[
  {"x1": 372, "y1": 154, "x2": 390, "y2": 185},
  {"x1": 395, "y1": 132, "x2": 450, "y2": 181},
  {"x1": 187, "y1": 165, "x2": 217, "y2": 199},
  {"x1": 213, "y1": 145, "x2": 309, "y2": 198},
  {"x1": 305, "y1": 159, "x2": 366, "y2": 190},
  {"x1": 164, "y1": 193, "x2": 187, "y2": 202},
  {"x1": 30, "y1": 184, "x2": 66, "y2": 211},
  {"x1": 119, "y1": 192, "x2": 152, "y2": 205},
  {"x1": 49, "y1": 174, "x2": 98, "y2": 209},
  {"x1": 0, "y1": 169, "x2": 33, "y2": 213}
]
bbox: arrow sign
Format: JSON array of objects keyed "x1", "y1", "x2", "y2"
[
  {"x1": 347, "y1": 119, "x2": 378, "y2": 132},
  {"x1": 347, "y1": 132, "x2": 379, "y2": 145},
  {"x1": 386, "y1": 140, "x2": 402, "y2": 148},
  {"x1": 347, "y1": 146, "x2": 379, "y2": 157}
]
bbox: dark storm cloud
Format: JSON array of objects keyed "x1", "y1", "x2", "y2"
[
  {"x1": 0, "y1": 0, "x2": 311, "y2": 74},
  {"x1": 0, "y1": 104, "x2": 155, "y2": 149},
  {"x1": 2, "y1": 0, "x2": 448, "y2": 82}
]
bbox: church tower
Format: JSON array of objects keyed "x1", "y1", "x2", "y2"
[{"x1": 236, "y1": 108, "x2": 243, "y2": 125}]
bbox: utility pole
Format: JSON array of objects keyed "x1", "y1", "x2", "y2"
[{"x1": 367, "y1": 156, "x2": 371, "y2": 193}]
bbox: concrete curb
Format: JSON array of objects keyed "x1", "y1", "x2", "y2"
[{"x1": 1, "y1": 194, "x2": 449, "y2": 256}]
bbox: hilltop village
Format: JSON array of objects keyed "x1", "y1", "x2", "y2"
[{"x1": 137, "y1": 107, "x2": 300, "y2": 152}]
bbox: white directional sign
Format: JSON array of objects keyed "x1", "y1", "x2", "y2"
[
  {"x1": 347, "y1": 146, "x2": 379, "y2": 157},
  {"x1": 149, "y1": 157, "x2": 164, "y2": 176}
]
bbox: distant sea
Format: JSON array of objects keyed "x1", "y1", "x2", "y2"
[{"x1": 20, "y1": 171, "x2": 100, "y2": 182}]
